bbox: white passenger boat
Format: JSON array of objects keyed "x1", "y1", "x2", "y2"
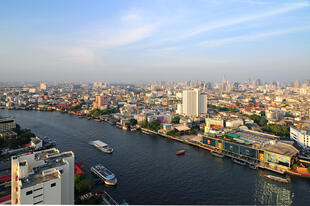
[
  {"x1": 91, "y1": 164, "x2": 117, "y2": 185},
  {"x1": 91, "y1": 140, "x2": 113, "y2": 153}
]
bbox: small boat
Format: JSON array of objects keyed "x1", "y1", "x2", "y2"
[
  {"x1": 249, "y1": 164, "x2": 257, "y2": 170},
  {"x1": 91, "y1": 140, "x2": 113, "y2": 153},
  {"x1": 211, "y1": 151, "x2": 224, "y2": 158},
  {"x1": 91, "y1": 164, "x2": 117, "y2": 185},
  {"x1": 176, "y1": 150, "x2": 185, "y2": 155},
  {"x1": 232, "y1": 158, "x2": 246, "y2": 166},
  {"x1": 265, "y1": 175, "x2": 289, "y2": 183}
]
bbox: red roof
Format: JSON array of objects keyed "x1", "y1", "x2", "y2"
[
  {"x1": 0, "y1": 174, "x2": 11, "y2": 183},
  {"x1": 74, "y1": 162, "x2": 85, "y2": 175},
  {"x1": 0, "y1": 194, "x2": 11, "y2": 203}
]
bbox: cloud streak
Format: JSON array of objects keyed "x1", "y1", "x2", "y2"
[
  {"x1": 198, "y1": 26, "x2": 310, "y2": 46},
  {"x1": 180, "y1": 1, "x2": 310, "y2": 39}
]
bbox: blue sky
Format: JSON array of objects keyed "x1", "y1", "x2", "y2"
[{"x1": 1, "y1": 0, "x2": 310, "y2": 82}]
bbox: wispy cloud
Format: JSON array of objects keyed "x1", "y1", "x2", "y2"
[
  {"x1": 180, "y1": 1, "x2": 310, "y2": 39},
  {"x1": 199, "y1": 26, "x2": 310, "y2": 47},
  {"x1": 82, "y1": 12, "x2": 160, "y2": 49}
]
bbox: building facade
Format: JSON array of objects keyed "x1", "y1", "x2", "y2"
[
  {"x1": 182, "y1": 89, "x2": 207, "y2": 117},
  {"x1": 290, "y1": 126, "x2": 310, "y2": 148},
  {"x1": 95, "y1": 95, "x2": 109, "y2": 110},
  {"x1": 11, "y1": 148, "x2": 74, "y2": 205},
  {"x1": 0, "y1": 116, "x2": 16, "y2": 132}
]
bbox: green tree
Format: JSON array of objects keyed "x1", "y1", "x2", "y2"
[
  {"x1": 129, "y1": 119, "x2": 138, "y2": 126},
  {"x1": 171, "y1": 116, "x2": 180, "y2": 124},
  {"x1": 166, "y1": 130, "x2": 176, "y2": 136},
  {"x1": 149, "y1": 120, "x2": 161, "y2": 131},
  {"x1": 259, "y1": 118, "x2": 268, "y2": 127},
  {"x1": 284, "y1": 113, "x2": 294, "y2": 118},
  {"x1": 260, "y1": 111, "x2": 266, "y2": 117},
  {"x1": 74, "y1": 174, "x2": 93, "y2": 195}
]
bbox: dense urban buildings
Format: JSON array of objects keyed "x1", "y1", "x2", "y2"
[{"x1": 1, "y1": 78, "x2": 310, "y2": 204}]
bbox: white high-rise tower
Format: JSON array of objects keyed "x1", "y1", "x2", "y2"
[{"x1": 182, "y1": 89, "x2": 207, "y2": 117}]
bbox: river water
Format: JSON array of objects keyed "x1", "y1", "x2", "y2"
[{"x1": 1, "y1": 110, "x2": 310, "y2": 205}]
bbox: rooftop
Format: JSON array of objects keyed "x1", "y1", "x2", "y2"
[
  {"x1": 232, "y1": 129, "x2": 278, "y2": 146},
  {"x1": 18, "y1": 149, "x2": 73, "y2": 189},
  {"x1": 263, "y1": 141, "x2": 299, "y2": 157}
]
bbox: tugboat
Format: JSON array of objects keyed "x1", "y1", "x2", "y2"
[
  {"x1": 91, "y1": 164, "x2": 117, "y2": 185},
  {"x1": 176, "y1": 150, "x2": 185, "y2": 155}
]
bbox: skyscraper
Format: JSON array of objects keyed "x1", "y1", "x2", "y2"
[
  {"x1": 182, "y1": 89, "x2": 207, "y2": 117},
  {"x1": 294, "y1": 80, "x2": 300, "y2": 88}
]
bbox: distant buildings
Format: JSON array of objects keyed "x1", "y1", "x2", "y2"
[
  {"x1": 40, "y1": 83, "x2": 47, "y2": 91},
  {"x1": 11, "y1": 148, "x2": 74, "y2": 204},
  {"x1": 290, "y1": 126, "x2": 310, "y2": 148},
  {"x1": 180, "y1": 89, "x2": 207, "y2": 117}
]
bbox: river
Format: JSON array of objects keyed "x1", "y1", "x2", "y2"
[{"x1": 1, "y1": 110, "x2": 310, "y2": 205}]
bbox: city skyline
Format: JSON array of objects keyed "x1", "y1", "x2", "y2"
[{"x1": 1, "y1": 0, "x2": 310, "y2": 82}]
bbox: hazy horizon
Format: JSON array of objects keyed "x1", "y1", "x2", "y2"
[{"x1": 1, "y1": 0, "x2": 310, "y2": 82}]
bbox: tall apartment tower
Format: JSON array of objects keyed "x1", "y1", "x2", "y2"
[
  {"x1": 182, "y1": 89, "x2": 207, "y2": 117},
  {"x1": 95, "y1": 95, "x2": 109, "y2": 110},
  {"x1": 11, "y1": 148, "x2": 74, "y2": 205}
]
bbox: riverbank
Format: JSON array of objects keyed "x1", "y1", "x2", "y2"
[
  {"x1": 2, "y1": 108, "x2": 307, "y2": 178},
  {"x1": 2, "y1": 109, "x2": 308, "y2": 205}
]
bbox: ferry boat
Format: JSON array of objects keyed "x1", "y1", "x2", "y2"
[
  {"x1": 176, "y1": 150, "x2": 185, "y2": 155},
  {"x1": 265, "y1": 175, "x2": 289, "y2": 183},
  {"x1": 232, "y1": 158, "x2": 246, "y2": 166},
  {"x1": 91, "y1": 164, "x2": 117, "y2": 185},
  {"x1": 91, "y1": 140, "x2": 113, "y2": 153},
  {"x1": 211, "y1": 151, "x2": 224, "y2": 158}
]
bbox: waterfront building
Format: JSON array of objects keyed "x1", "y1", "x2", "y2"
[
  {"x1": 202, "y1": 129, "x2": 299, "y2": 172},
  {"x1": 182, "y1": 89, "x2": 207, "y2": 117},
  {"x1": 290, "y1": 126, "x2": 310, "y2": 148},
  {"x1": 11, "y1": 148, "x2": 74, "y2": 205},
  {"x1": 0, "y1": 116, "x2": 16, "y2": 132}
]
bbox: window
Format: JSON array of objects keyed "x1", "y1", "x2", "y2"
[
  {"x1": 51, "y1": 183, "x2": 56, "y2": 187},
  {"x1": 26, "y1": 190, "x2": 32, "y2": 195},
  {"x1": 34, "y1": 194, "x2": 43, "y2": 198},
  {"x1": 33, "y1": 188, "x2": 43, "y2": 192},
  {"x1": 34, "y1": 201, "x2": 43, "y2": 205}
]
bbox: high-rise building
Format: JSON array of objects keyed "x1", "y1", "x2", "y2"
[
  {"x1": 40, "y1": 83, "x2": 47, "y2": 90},
  {"x1": 11, "y1": 148, "x2": 74, "y2": 205},
  {"x1": 182, "y1": 89, "x2": 207, "y2": 117},
  {"x1": 294, "y1": 80, "x2": 300, "y2": 88},
  {"x1": 95, "y1": 95, "x2": 109, "y2": 110}
]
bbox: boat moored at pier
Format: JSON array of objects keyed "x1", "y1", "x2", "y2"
[{"x1": 265, "y1": 175, "x2": 289, "y2": 183}]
